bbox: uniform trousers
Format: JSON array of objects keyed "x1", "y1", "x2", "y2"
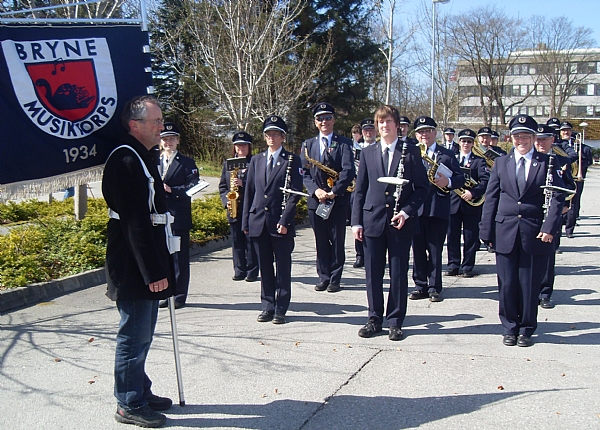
[
  {"x1": 363, "y1": 225, "x2": 411, "y2": 328},
  {"x1": 308, "y1": 203, "x2": 347, "y2": 285},
  {"x1": 496, "y1": 231, "x2": 548, "y2": 337},
  {"x1": 565, "y1": 182, "x2": 584, "y2": 234},
  {"x1": 172, "y1": 229, "x2": 190, "y2": 303},
  {"x1": 254, "y1": 227, "x2": 294, "y2": 314},
  {"x1": 447, "y1": 209, "x2": 481, "y2": 273},
  {"x1": 229, "y1": 220, "x2": 259, "y2": 279},
  {"x1": 539, "y1": 232, "x2": 561, "y2": 300},
  {"x1": 412, "y1": 216, "x2": 448, "y2": 293}
]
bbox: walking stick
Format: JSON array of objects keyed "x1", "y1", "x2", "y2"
[{"x1": 168, "y1": 296, "x2": 186, "y2": 406}]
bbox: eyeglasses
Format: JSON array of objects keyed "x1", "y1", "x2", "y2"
[
  {"x1": 315, "y1": 115, "x2": 333, "y2": 122},
  {"x1": 134, "y1": 118, "x2": 164, "y2": 125}
]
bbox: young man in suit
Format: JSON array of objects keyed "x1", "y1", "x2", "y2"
[
  {"x1": 443, "y1": 127, "x2": 459, "y2": 153},
  {"x1": 158, "y1": 123, "x2": 200, "y2": 309},
  {"x1": 242, "y1": 116, "x2": 303, "y2": 324},
  {"x1": 300, "y1": 102, "x2": 355, "y2": 293},
  {"x1": 409, "y1": 116, "x2": 465, "y2": 302},
  {"x1": 480, "y1": 114, "x2": 565, "y2": 347},
  {"x1": 352, "y1": 105, "x2": 429, "y2": 341},
  {"x1": 445, "y1": 129, "x2": 490, "y2": 278}
]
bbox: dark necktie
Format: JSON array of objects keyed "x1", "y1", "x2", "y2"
[
  {"x1": 321, "y1": 136, "x2": 328, "y2": 162},
  {"x1": 517, "y1": 157, "x2": 526, "y2": 194},
  {"x1": 267, "y1": 155, "x2": 274, "y2": 180},
  {"x1": 383, "y1": 147, "x2": 390, "y2": 176}
]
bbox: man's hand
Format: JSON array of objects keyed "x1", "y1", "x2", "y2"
[
  {"x1": 434, "y1": 173, "x2": 449, "y2": 188},
  {"x1": 163, "y1": 184, "x2": 172, "y2": 193},
  {"x1": 314, "y1": 188, "x2": 329, "y2": 203},
  {"x1": 461, "y1": 190, "x2": 473, "y2": 201},
  {"x1": 149, "y1": 278, "x2": 168, "y2": 292},
  {"x1": 391, "y1": 214, "x2": 406, "y2": 230},
  {"x1": 353, "y1": 227, "x2": 363, "y2": 241},
  {"x1": 233, "y1": 178, "x2": 243, "y2": 187},
  {"x1": 277, "y1": 224, "x2": 288, "y2": 235},
  {"x1": 537, "y1": 232, "x2": 554, "y2": 243}
]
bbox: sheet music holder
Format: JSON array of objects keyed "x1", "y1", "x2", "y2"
[
  {"x1": 186, "y1": 179, "x2": 210, "y2": 197},
  {"x1": 226, "y1": 157, "x2": 248, "y2": 171}
]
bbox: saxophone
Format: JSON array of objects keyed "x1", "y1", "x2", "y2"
[
  {"x1": 303, "y1": 146, "x2": 356, "y2": 192},
  {"x1": 418, "y1": 143, "x2": 450, "y2": 193},
  {"x1": 226, "y1": 167, "x2": 240, "y2": 218}
]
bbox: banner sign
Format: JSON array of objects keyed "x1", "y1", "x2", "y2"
[{"x1": 0, "y1": 24, "x2": 153, "y2": 199}]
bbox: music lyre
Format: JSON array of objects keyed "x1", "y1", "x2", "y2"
[{"x1": 51, "y1": 58, "x2": 66, "y2": 75}]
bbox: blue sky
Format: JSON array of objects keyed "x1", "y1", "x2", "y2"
[{"x1": 402, "y1": 0, "x2": 600, "y2": 45}]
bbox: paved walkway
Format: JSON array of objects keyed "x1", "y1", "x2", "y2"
[{"x1": 1, "y1": 170, "x2": 600, "y2": 429}]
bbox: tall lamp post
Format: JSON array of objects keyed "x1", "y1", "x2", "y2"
[{"x1": 431, "y1": 0, "x2": 450, "y2": 118}]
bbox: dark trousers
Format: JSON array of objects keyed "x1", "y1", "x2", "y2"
[
  {"x1": 115, "y1": 299, "x2": 158, "y2": 410},
  {"x1": 412, "y1": 216, "x2": 448, "y2": 293},
  {"x1": 254, "y1": 228, "x2": 294, "y2": 314},
  {"x1": 447, "y1": 209, "x2": 481, "y2": 273},
  {"x1": 565, "y1": 181, "x2": 584, "y2": 234},
  {"x1": 308, "y1": 203, "x2": 347, "y2": 285},
  {"x1": 363, "y1": 226, "x2": 412, "y2": 328},
  {"x1": 172, "y1": 229, "x2": 190, "y2": 303},
  {"x1": 540, "y1": 232, "x2": 561, "y2": 300},
  {"x1": 496, "y1": 232, "x2": 548, "y2": 337},
  {"x1": 230, "y1": 221, "x2": 259, "y2": 278},
  {"x1": 355, "y1": 238, "x2": 364, "y2": 259}
]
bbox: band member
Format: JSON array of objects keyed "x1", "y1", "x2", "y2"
[
  {"x1": 534, "y1": 124, "x2": 576, "y2": 309},
  {"x1": 398, "y1": 115, "x2": 418, "y2": 145},
  {"x1": 445, "y1": 129, "x2": 489, "y2": 278},
  {"x1": 352, "y1": 118, "x2": 378, "y2": 269},
  {"x1": 480, "y1": 114, "x2": 565, "y2": 347},
  {"x1": 300, "y1": 102, "x2": 355, "y2": 293},
  {"x1": 158, "y1": 122, "x2": 200, "y2": 309},
  {"x1": 560, "y1": 121, "x2": 593, "y2": 238},
  {"x1": 219, "y1": 131, "x2": 259, "y2": 282},
  {"x1": 351, "y1": 123, "x2": 363, "y2": 147},
  {"x1": 352, "y1": 105, "x2": 429, "y2": 340},
  {"x1": 490, "y1": 130, "x2": 501, "y2": 147},
  {"x1": 478, "y1": 126, "x2": 507, "y2": 156},
  {"x1": 242, "y1": 116, "x2": 302, "y2": 324},
  {"x1": 443, "y1": 127, "x2": 459, "y2": 153},
  {"x1": 410, "y1": 116, "x2": 465, "y2": 302}
]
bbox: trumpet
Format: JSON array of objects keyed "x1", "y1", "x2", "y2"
[
  {"x1": 575, "y1": 122, "x2": 587, "y2": 182},
  {"x1": 418, "y1": 143, "x2": 450, "y2": 193},
  {"x1": 303, "y1": 147, "x2": 356, "y2": 192},
  {"x1": 226, "y1": 167, "x2": 240, "y2": 218}
]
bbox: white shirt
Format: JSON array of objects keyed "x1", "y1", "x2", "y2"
[
  {"x1": 514, "y1": 148, "x2": 534, "y2": 180},
  {"x1": 320, "y1": 133, "x2": 334, "y2": 161},
  {"x1": 381, "y1": 139, "x2": 398, "y2": 175},
  {"x1": 267, "y1": 146, "x2": 283, "y2": 168}
]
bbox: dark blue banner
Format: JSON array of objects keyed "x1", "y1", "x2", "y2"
[{"x1": 0, "y1": 24, "x2": 153, "y2": 199}]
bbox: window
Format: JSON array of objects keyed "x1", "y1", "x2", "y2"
[{"x1": 577, "y1": 85, "x2": 587, "y2": 96}]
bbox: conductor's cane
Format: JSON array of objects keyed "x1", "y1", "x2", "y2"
[{"x1": 168, "y1": 296, "x2": 186, "y2": 406}]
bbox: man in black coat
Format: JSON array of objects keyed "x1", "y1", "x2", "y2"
[
  {"x1": 352, "y1": 105, "x2": 429, "y2": 341},
  {"x1": 446, "y1": 129, "x2": 489, "y2": 278},
  {"x1": 158, "y1": 123, "x2": 199, "y2": 309},
  {"x1": 480, "y1": 114, "x2": 565, "y2": 348},
  {"x1": 409, "y1": 116, "x2": 465, "y2": 302},
  {"x1": 242, "y1": 116, "x2": 303, "y2": 324},
  {"x1": 102, "y1": 95, "x2": 175, "y2": 427},
  {"x1": 300, "y1": 102, "x2": 355, "y2": 293}
]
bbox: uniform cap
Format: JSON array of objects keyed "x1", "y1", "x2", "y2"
[
  {"x1": 160, "y1": 122, "x2": 180, "y2": 137},
  {"x1": 559, "y1": 121, "x2": 573, "y2": 130},
  {"x1": 312, "y1": 102, "x2": 335, "y2": 117},
  {"x1": 263, "y1": 115, "x2": 288, "y2": 134},
  {"x1": 398, "y1": 116, "x2": 411, "y2": 125},
  {"x1": 509, "y1": 114, "x2": 538, "y2": 134},
  {"x1": 477, "y1": 127, "x2": 492, "y2": 136},
  {"x1": 546, "y1": 117, "x2": 561, "y2": 129},
  {"x1": 444, "y1": 127, "x2": 455, "y2": 134},
  {"x1": 360, "y1": 118, "x2": 375, "y2": 129},
  {"x1": 457, "y1": 129, "x2": 476, "y2": 141},
  {"x1": 413, "y1": 116, "x2": 437, "y2": 131},
  {"x1": 536, "y1": 124, "x2": 555, "y2": 138},
  {"x1": 232, "y1": 131, "x2": 253, "y2": 144}
]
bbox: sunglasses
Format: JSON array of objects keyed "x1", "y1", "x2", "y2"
[{"x1": 315, "y1": 115, "x2": 333, "y2": 122}]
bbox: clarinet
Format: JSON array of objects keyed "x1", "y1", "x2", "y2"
[
  {"x1": 542, "y1": 153, "x2": 554, "y2": 221},
  {"x1": 391, "y1": 141, "x2": 408, "y2": 226},
  {"x1": 281, "y1": 154, "x2": 294, "y2": 213}
]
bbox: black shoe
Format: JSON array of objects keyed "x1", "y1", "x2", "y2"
[
  {"x1": 158, "y1": 300, "x2": 168, "y2": 309},
  {"x1": 272, "y1": 313, "x2": 286, "y2": 324},
  {"x1": 487, "y1": 246, "x2": 496, "y2": 253},
  {"x1": 353, "y1": 258, "x2": 364, "y2": 268},
  {"x1": 429, "y1": 292, "x2": 443, "y2": 302},
  {"x1": 146, "y1": 394, "x2": 172, "y2": 411},
  {"x1": 409, "y1": 290, "x2": 428, "y2": 300},
  {"x1": 358, "y1": 319, "x2": 382, "y2": 338},
  {"x1": 444, "y1": 268, "x2": 459, "y2": 276},
  {"x1": 315, "y1": 280, "x2": 330, "y2": 291},
  {"x1": 388, "y1": 326, "x2": 403, "y2": 341},
  {"x1": 566, "y1": 232, "x2": 574, "y2": 238},
  {"x1": 326, "y1": 283, "x2": 341, "y2": 293},
  {"x1": 503, "y1": 334, "x2": 517, "y2": 346},
  {"x1": 232, "y1": 275, "x2": 245, "y2": 281},
  {"x1": 461, "y1": 271, "x2": 475, "y2": 278},
  {"x1": 556, "y1": 248, "x2": 562, "y2": 254},
  {"x1": 540, "y1": 298, "x2": 555, "y2": 309},
  {"x1": 115, "y1": 405, "x2": 166, "y2": 428},
  {"x1": 517, "y1": 335, "x2": 533, "y2": 347},
  {"x1": 257, "y1": 311, "x2": 274, "y2": 322},
  {"x1": 245, "y1": 276, "x2": 258, "y2": 282}
]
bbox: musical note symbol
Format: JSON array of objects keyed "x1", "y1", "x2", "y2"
[{"x1": 51, "y1": 58, "x2": 66, "y2": 75}]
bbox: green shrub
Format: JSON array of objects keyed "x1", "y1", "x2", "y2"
[
  {"x1": 190, "y1": 194, "x2": 229, "y2": 244},
  {"x1": 0, "y1": 198, "x2": 73, "y2": 224}
]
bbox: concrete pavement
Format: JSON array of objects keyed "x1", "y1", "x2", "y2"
[{"x1": 1, "y1": 170, "x2": 600, "y2": 429}]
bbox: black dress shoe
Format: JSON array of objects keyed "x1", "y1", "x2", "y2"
[
  {"x1": 461, "y1": 271, "x2": 475, "y2": 278},
  {"x1": 358, "y1": 319, "x2": 382, "y2": 338},
  {"x1": 409, "y1": 290, "x2": 428, "y2": 300},
  {"x1": 517, "y1": 335, "x2": 533, "y2": 347},
  {"x1": 257, "y1": 311, "x2": 274, "y2": 322},
  {"x1": 245, "y1": 276, "x2": 258, "y2": 282},
  {"x1": 566, "y1": 232, "x2": 574, "y2": 238},
  {"x1": 429, "y1": 292, "x2": 443, "y2": 302},
  {"x1": 115, "y1": 405, "x2": 166, "y2": 428},
  {"x1": 444, "y1": 268, "x2": 459, "y2": 276},
  {"x1": 174, "y1": 301, "x2": 185, "y2": 309},
  {"x1": 503, "y1": 334, "x2": 517, "y2": 346},
  {"x1": 388, "y1": 326, "x2": 403, "y2": 341},
  {"x1": 315, "y1": 280, "x2": 330, "y2": 291},
  {"x1": 326, "y1": 283, "x2": 341, "y2": 293},
  {"x1": 232, "y1": 275, "x2": 245, "y2": 281},
  {"x1": 158, "y1": 299, "x2": 168, "y2": 308},
  {"x1": 353, "y1": 258, "x2": 364, "y2": 268},
  {"x1": 540, "y1": 298, "x2": 555, "y2": 309},
  {"x1": 146, "y1": 393, "x2": 173, "y2": 411},
  {"x1": 272, "y1": 313, "x2": 286, "y2": 324}
]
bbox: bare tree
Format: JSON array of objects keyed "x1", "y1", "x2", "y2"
[
  {"x1": 528, "y1": 16, "x2": 596, "y2": 117},
  {"x1": 8, "y1": 0, "x2": 131, "y2": 19},
  {"x1": 156, "y1": 0, "x2": 330, "y2": 131}
]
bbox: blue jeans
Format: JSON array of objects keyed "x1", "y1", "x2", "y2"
[{"x1": 114, "y1": 299, "x2": 158, "y2": 410}]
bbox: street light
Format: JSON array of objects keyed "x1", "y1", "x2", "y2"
[{"x1": 431, "y1": 0, "x2": 450, "y2": 119}]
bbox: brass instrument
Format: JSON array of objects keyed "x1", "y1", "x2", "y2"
[
  {"x1": 574, "y1": 123, "x2": 587, "y2": 182},
  {"x1": 552, "y1": 145, "x2": 578, "y2": 178},
  {"x1": 454, "y1": 176, "x2": 485, "y2": 207},
  {"x1": 418, "y1": 143, "x2": 450, "y2": 193},
  {"x1": 472, "y1": 143, "x2": 499, "y2": 169},
  {"x1": 303, "y1": 147, "x2": 356, "y2": 192},
  {"x1": 226, "y1": 167, "x2": 240, "y2": 218}
]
